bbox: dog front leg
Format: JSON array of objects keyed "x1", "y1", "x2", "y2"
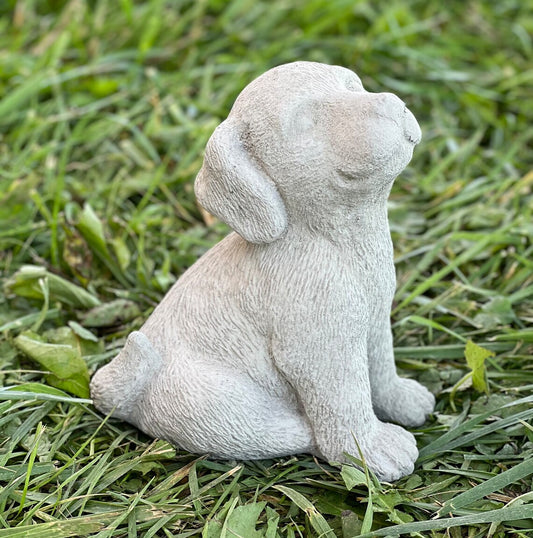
[
  {"x1": 368, "y1": 314, "x2": 435, "y2": 427},
  {"x1": 271, "y1": 326, "x2": 419, "y2": 482}
]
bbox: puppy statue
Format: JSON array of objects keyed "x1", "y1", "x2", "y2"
[{"x1": 91, "y1": 61, "x2": 435, "y2": 481}]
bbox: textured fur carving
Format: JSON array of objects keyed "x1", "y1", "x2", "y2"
[{"x1": 91, "y1": 61, "x2": 435, "y2": 482}]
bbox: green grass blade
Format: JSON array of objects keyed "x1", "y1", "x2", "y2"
[
  {"x1": 355, "y1": 504, "x2": 533, "y2": 537},
  {"x1": 273, "y1": 485, "x2": 335, "y2": 537},
  {"x1": 439, "y1": 459, "x2": 533, "y2": 515},
  {"x1": 419, "y1": 395, "x2": 533, "y2": 460}
]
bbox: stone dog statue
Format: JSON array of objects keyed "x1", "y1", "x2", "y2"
[{"x1": 91, "y1": 61, "x2": 435, "y2": 481}]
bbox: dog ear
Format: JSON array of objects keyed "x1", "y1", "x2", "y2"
[{"x1": 195, "y1": 120, "x2": 288, "y2": 244}]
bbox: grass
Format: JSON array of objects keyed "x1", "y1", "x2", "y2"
[{"x1": 0, "y1": 0, "x2": 532, "y2": 536}]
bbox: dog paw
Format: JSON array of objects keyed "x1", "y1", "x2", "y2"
[
  {"x1": 360, "y1": 421, "x2": 418, "y2": 482},
  {"x1": 373, "y1": 378, "x2": 435, "y2": 428}
]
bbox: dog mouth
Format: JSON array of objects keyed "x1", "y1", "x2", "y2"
[{"x1": 403, "y1": 106, "x2": 422, "y2": 145}]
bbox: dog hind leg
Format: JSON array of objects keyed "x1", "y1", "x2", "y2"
[{"x1": 90, "y1": 331, "x2": 162, "y2": 423}]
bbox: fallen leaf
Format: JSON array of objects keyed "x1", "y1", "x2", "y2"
[
  {"x1": 464, "y1": 340, "x2": 494, "y2": 394},
  {"x1": 14, "y1": 331, "x2": 90, "y2": 398}
]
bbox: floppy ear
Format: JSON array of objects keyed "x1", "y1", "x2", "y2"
[{"x1": 194, "y1": 120, "x2": 288, "y2": 244}]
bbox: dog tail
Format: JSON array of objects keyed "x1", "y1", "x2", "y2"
[{"x1": 90, "y1": 331, "x2": 161, "y2": 422}]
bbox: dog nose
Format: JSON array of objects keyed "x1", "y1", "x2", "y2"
[
  {"x1": 403, "y1": 107, "x2": 422, "y2": 145},
  {"x1": 375, "y1": 93, "x2": 421, "y2": 145}
]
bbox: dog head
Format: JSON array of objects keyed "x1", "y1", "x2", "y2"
[{"x1": 195, "y1": 61, "x2": 421, "y2": 244}]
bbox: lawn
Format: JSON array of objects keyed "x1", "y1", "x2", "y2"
[{"x1": 0, "y1": 0, "x2": 532, "y2": 536}]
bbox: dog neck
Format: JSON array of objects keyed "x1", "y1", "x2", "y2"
[{"x1": 286, "y1": 197, "x2": 391, "y2": 248}]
